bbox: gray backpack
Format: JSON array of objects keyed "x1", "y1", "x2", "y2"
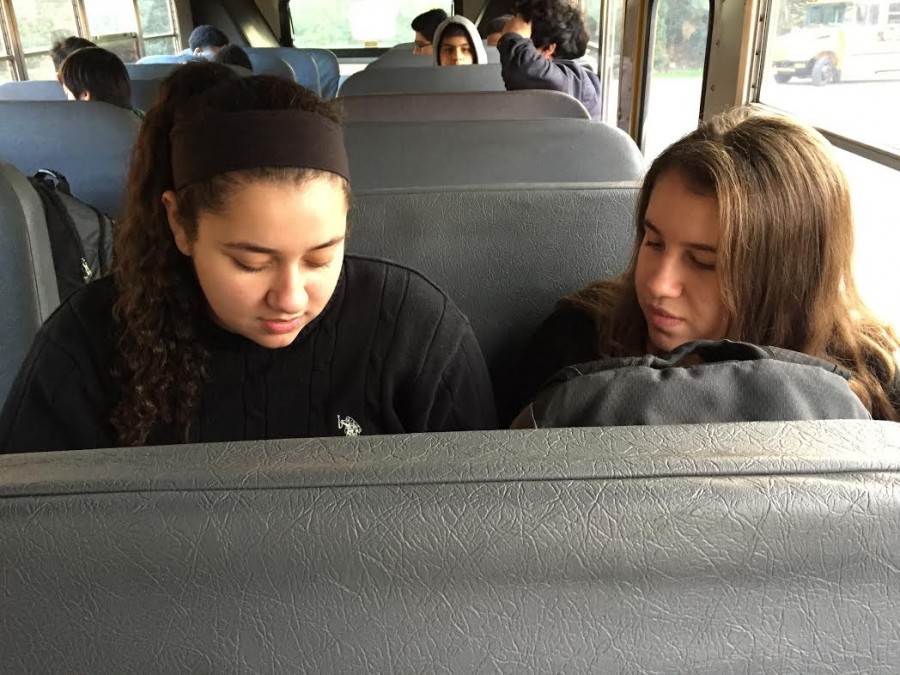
[{"x1": 513, "y1": 340, "x2": 871, "y2": 428}]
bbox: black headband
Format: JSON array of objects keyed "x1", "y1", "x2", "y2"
[{"x1": 170, "y1": 110, "x2": 350, "y2": 190}]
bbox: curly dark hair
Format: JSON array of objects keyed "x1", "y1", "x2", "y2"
[
  {"x1": 514, "y1": 0, "x2": 589, "y2": 59},
  {"x1": 110, "y1": 62, "x2": 348, "y2": 446}
]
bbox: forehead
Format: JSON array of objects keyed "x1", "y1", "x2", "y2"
[
  {"x1": 646, "y1": 171, "x2": 720, "y2": 243},
  {"x1": 441, "y1": 35, "x2": 471, "y2": 47}
]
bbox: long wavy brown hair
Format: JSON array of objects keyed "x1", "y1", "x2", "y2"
[
  {"x1": 110, "y1": 62, "x2": 348, "y2": 445},
  {"x1": 565, "y1": 107, "x2": 900, "y2": 420}
]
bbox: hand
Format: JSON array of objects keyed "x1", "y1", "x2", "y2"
[{"x1": 502, "y1": 14, "x2": 532, "y2": 39}]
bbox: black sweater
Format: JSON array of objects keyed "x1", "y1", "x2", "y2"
[
  {"x1": 497, "y1": 33, "x2": 602, "y2": 121},
  {"x1": 0, "y1": 255, "x2": 497, "y2": 453}
]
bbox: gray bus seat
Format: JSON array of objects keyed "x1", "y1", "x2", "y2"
[
  {"x1": 348, "y1": 182, "x2": 638, "y2": 419},
  {"x1": 345, "y1": 119, "x2": 645, "y2": 189},
  {"x1": 367, "y1": 44, "x2": 501, "y2": 68},
  {"x1": 125, "y1": 62, "x2": 180, "y2": 80},
  {"x1": 0, "y1": 80, "x2": 65, "y2": 101},
  {"x1": 2, "y1": 420, "x2": 899, "y2": 672},
  {"x1": 339, "y1": 64, "x2": 505, "y2": 96},
  {"x1": 243, "y1": 50, "x2": 296, "y2": 81},
  {"x1": 130, "y1": 78, "x2": 161, "y2": 111},
  {"x1": 0, "y1": 162, "x2": 60, "y2": 407},
  {"x1": 0, "y1": 101, "x2": 141, "y2": 218},
  {"x1": 245, "y1": 47, "x2": 320, "y2": 95},
  {"x1": 300, "y1": 47, "x2": 340, "y2": 99},
  {"x1": 341, "y1": 91, "x2": 590, "y2": 122},
  {"x1": 136, "y1": 53, "x2": 198, "y2": 65}
]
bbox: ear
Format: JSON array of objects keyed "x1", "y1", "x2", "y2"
[
  {"x1": 79, "y1": 91, "x2": 92, "y2": 102},
  {"x1": 192, "y1": 47, "x2": 203, "y2": 56},
  {"x1": 161, "y1": 190, "x2": 193, "y2": 256},
  {"x1": 540, "y1": 43, "x2": 557, "y2": 59}
]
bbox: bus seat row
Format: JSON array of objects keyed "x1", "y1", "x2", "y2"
[
  {"x1": 340, "y1": 64, "x2": 505, "y2": 96},
  {"x1": 345, "y1": 118, "x2": 644, "y2": 189},
  {"x1": 340, "y1": 90, "x2": 591, "y2": 122},
  {"x1": 0, "y1": 101, "x2": 140, "y2": 218},
  {"x1": 2, "y1": 419, "x2": 899, "y2": 671},
  {"x1": 366, "y1": 43, "x2": 502, "y2": 69},
  {"x1": 0, "y1": 161, "x2": 59, "y2": 406}
]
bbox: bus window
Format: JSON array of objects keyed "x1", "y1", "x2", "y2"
[
  {"x1": 290, "y1": 0, "x2": 453, "y2": 49},
  {"x1": 642, "y1": 0, "x2": 710, "y2": 159},
  {"x1": 138, "y1": 0, "x2": 179, "y2": 57},
  {"x1": 0, "y1": 6, "x2": 14, "y2": 83},
  {"x1": 10, "y1": 0, "x2": 80, "y2": 79}
]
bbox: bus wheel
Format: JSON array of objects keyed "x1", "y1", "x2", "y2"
[
  {"x1": 811, "y1": 56, "x2": 836, "y2": 86},
  {"x1": 774, "y1": 73, "x2": 792, "y2": 84}
]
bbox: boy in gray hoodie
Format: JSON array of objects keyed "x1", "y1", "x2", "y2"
[
  {"x1": 432, "y1": 15, "x2": 489, "y2": 66},
  {"x1": 497, "y1": 0, "x2": 602, "y2": 120}
]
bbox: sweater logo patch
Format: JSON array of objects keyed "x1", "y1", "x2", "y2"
[{"x1": 337, "y1": 415, "x2": 362, "y2": 437}]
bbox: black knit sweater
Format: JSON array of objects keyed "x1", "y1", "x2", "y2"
[{"x1": 0, "y1": 255, "x2": 497, "y2": 452}]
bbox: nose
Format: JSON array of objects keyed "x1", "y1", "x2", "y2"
[
  {"x1": 645, "y1": 253, "x2": 683, "y2": 299},
  {"x1": 267, "y1": 265, "x2": 308, "y2": 315}
]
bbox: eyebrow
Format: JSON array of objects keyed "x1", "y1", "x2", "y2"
[
  {"x1": 223, "y1": 236, "x2": 346, "y2": 255},
  {"x1": 644, "y1": 221, "x2": 717, "y2": 253}
]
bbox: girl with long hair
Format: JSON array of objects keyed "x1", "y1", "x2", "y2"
[
  {"x1": 519, "y1": 107, "x2": 899, "y2": 420},
  {"x1": 0, "y1": 62, "x2": 496, "y2": 451}
]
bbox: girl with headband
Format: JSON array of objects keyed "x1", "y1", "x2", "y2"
[{"x1": 0, "y1": 62, "x2": 497, "y2": 452}]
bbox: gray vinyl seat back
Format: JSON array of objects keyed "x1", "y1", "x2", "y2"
[
  {"x1": 136, "y1": 53, "x2": 199, "y2": 65},
  {"x1": 345, "y1": 119, "x2": 644, "y2": 189},
  {"x1": 348, "y1": 182, "x2": 639, "y2": 418},
  {"x1": 2, "y1": 419, "x2": 900, "y2": 672},
  {"x1": 339, "y1": 64, "x2": 504, "y2": 96},
  {"x1": 298, "y1": 47, "x2": 340, "y2": 99},
  {"x1": 0, "y1": 80, "x2": 65, "y2": 101},
  {"x1": 125, "y1": 62, "x2": 180, "y2": 80},
  {"x1": 243, "y1": 50, "x2": 297, "y2": 82},
  {"x1": 245, "y1": 47, "x2": 320, "y2": 94},
  {"x1": 0, "y1": 162, "x2": 60, "y2": 407},
  {"x1": 0, "y1": 101, "x2": 141, "y2": 218},
  {"x1": 366, "y1": 44, "x2": 501, "y2": 68},
  {"x1": 340, "y1": 91, "x2": 590, "y2": 122},
  {"x1": 130, "y1": 78, "x2": 161, "y2": 111}
]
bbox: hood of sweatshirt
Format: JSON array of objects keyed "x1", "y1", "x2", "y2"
[{"x1": 432, "y1": 15, "x2": 489, "y2": 65}]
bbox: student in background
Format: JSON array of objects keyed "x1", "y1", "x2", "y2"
[
  {"x1": 188, "y1": 24, "x2": 229, "y2": 59},
  {"x1": 498, "y1": 0, "x2": 601, "y2": 120},
  {"x1": 484, "y1": 15, "x2": 514, "y2": 47},
  {"x1": 432, "y1": 16, "x2": 488, "y2": 66},
  {"x1": 411, "y1": 8, "x2": 448, "y2": 55},
  {"x1": 58, "y1": 46, "x2": 134, "y2": 113},
  {"x1": 50, "y1": 36, "x2": 97, "y2": 72},
  {"x1": 0, "y1": 62, "x2": 496, "y2": 453},
  {"x1": 516, "y1": 108, "x2": 900, "y2": 421},
  {"x1": 213, "y1": 44, "x2": 253, "y2": 71}
]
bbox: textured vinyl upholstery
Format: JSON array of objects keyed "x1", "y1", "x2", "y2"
[
  {"x1": 246, "y1": 47, "x2": 321, "y2": 95},
  {"x1": 2, "y1": 420, "x2": 900, "y2": 672},
  {"x1": 125, "y1": 62, "x2": 180, "y2": 80},
  {"x1": 348, "y1": 183, "x2": 639, "y2": 419},
  {"x1": 130, "y1": 78, "x2": 161, "y2": 111},
  {"x1": 244, "y1": 50, "x2": 297, "y2": 82},
  {"x1": 340, "y1": 90, "x2": 590, "y2": 122},
  {"x1": 0, "y1": 162, "x2": 59, "y2": 407},
  {"x1": 0, "y1": 80, "x2": 65, "y2": 101},
  {"x1": 299, "y1": 48, "x2": 341, "y2": 99},
  {"x1": 340, "y1": 64, "x2": 505, "y2": 96},
  {"x1": 0, "y1": 100, "x2": 140, "y2": 218},
  {"x1": 345, "y1": 118, "x2": 644, "y2": 189}
]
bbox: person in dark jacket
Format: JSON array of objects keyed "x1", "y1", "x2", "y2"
[
  {"x1": 0, "y1": 62, "x2": 497, "y2": 453},
  {"x1": 497, "y1": 0, "x2": 601, "y2": 120}
]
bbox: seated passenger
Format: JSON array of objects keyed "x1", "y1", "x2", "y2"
[
  {"x1": 411, "y1": 8, "x2": 448, "y2": 55},
  {"x1": 58, "y1": 47, "x2": 135, "y2": 113},
  {"x1": 213, "y1": 44, "x2": 253, "y2": 71},
  {"x1": 50, "y1": 36, "x2": 96, "y2": 73},
  {"x1": 433, "y1": 16, "x2": 489, "y2": 66},
  {"x1": 498, "y1": 0, "x2": 601, "y2": 120},
  {"x1": 188, "y1": 24, "x2": 229, "y2": 59},
  {"x1": 0, "y1": 62, "x2": 497, "y2": 453},
  {"x1": 485, "y1": 15, "x2": 514, "y2": 47},
  {"x1": 517, "y1": 108, "x2": 900, "y2": 421}
]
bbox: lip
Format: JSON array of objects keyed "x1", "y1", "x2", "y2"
[
  {"x1": 260, "y1": 317, "x2": 302, "y2": 335},
  {"x1": 645, "y1": 306, "x2": 683, "y2": 331}
]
